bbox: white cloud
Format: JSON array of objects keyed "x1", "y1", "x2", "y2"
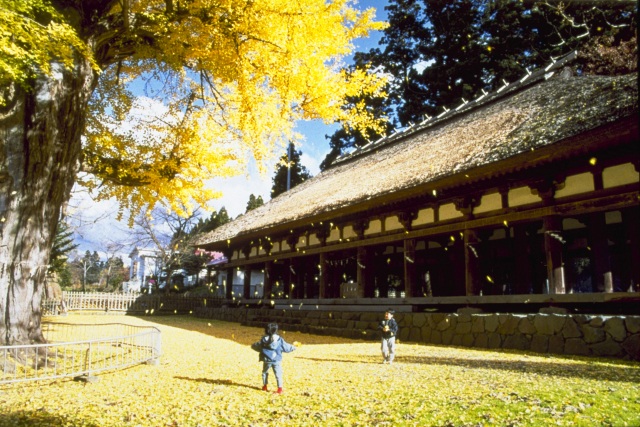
[
  {"x1": 66, "y1": 187, "x2": 133, "y2": 261},
  {"x1": 68, "y1": 129, "x2": 331, "y2": 260},
  {"x1": 300, "y1": 152, "x2": 321, "y2": 176},
  {"x1": 206, "y1": 172, "x2": 273, "y2": 218}
]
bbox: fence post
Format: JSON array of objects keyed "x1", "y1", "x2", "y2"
[
  {"x1": 76, "y1": 341, "x2": 98, "y2": 383},
  {"x1": 147, "y1": 330, "x2": 161, "y2": 365}
]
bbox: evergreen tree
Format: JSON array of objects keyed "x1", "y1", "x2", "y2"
[
  {"x1": 77, "y1": 251, "x2": 99, "y2": 292},
  {"x1": 57, "y1": 264, "x2": 73, "y2": 290},
  {"x1": 246, "y1": 194, "x2": 265, "y2": 213},
  {"x1": 271, "y1": 143, "x2": 312, "y2": 198},
  {"x1": 321, "y1": 0, "x2": 637, "y2": 169},
  {"x1": 382, "y1": 0, "x2": 637, "y2": 124},
  {"x1": 192, "y1": 208, "x2": 232, "y2": 235},
  {"x1": 48, "y1": 220, "x2": 79, "y2": 275},
  {"x1": 180, "y1": 252, "x2": 209, "y2": 277}
]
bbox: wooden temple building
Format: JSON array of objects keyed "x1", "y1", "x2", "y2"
[{"x1": 197, "y1": 52, "x2": 639, "y2": 314}]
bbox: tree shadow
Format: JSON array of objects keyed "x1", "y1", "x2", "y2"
[
  {"x1": 0, "y1": 410, "x2": 101, "y2": 427},
  {"x1": 174, "y1": 375, "x2": 261, "y2": 391},
  {"x1": 134, "y1": 315, "x2": 640, "y2": 383},
  {"x1": 300, "y1": 351, "x2": 640, "y2": 383},
  {"x1": 393, "y1": 353, "x2": 640, "y2": 383},
  {"x1": 295, "y1": 356, "x2": 379, "y2": 365},
  {"x1": 134, "y1": 315, "x2": 357, "y2": 346}
]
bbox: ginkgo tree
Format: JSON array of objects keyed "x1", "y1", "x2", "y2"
[{"x1": 0, "y1": 0, "x2": 386, "y2": 345}]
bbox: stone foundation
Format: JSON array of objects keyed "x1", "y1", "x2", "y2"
[{"x1": 193, "y1": 307, "x2": 640, "y2": 360}]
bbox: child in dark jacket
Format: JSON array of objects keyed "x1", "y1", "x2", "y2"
[
  {"x1": 378, "y1": 309, "x2": 399, "y2": 364},
  {"x1": 251, "y1": 323, "x2": 296, "y2": 394}
]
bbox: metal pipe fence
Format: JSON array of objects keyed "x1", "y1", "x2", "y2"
[{"x1": 0, "y1": 323, "x2": 161, "y2": 385}]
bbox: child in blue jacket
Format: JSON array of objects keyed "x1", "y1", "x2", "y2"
[{"x1": 251, "y1": 323, "x2": 296, "y2": 394}]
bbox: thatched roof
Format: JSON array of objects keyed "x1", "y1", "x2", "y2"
[{"x1": 197, "y1": 66, "x2": 638, "y2": 248}]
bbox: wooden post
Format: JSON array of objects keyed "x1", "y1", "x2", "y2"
[
  {"x1": 588, "y1": 212, "x2": 613, "y2": 293},
  {"x1": 448, "y1": 235, "x2": 466, "y2": 296},
  {"x1": 464, "y1": 229, "x2": 482, "y2": 296},
  {"x1": 291, "y1": 258, "x2": 302, "y2": 299},
  {"x1": 263, "y1": 261, "x2": 273, "y2": 299},
  {"x1": 319, "y1": 253, "x2": 327, "y2": 298},
  {"x1": 403, "y1": 239, "x2": 416, "y2": 298},
  {"x1": 623, "y1": 207, "x2": 640, "y2": 291},
  {"x1": 225, "y1": 267, "x2": 234, "y2": 299},
  {"x1": 513, "y1": 224, "x2": 534, "y2": 294},
  {"x1": 357, "y1": 246, "x2": 375, "y2": 297},
  {"x1": 243, "y1": 267, "x2": 251, "y2": 299},
  {"x1": 543, "y1": 215, "x2": 565, "y2": 294},
  {"x1": 286, "y1": 259, "x2": 295, "y2": 299}
]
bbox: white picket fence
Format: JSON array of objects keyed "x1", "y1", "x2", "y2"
[{"x1": 42, "y1": 291, "x2": 225, "y2": 315}]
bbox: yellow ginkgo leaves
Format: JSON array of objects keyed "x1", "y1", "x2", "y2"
[
  {"x1": 76, "y1": 0, "x2": 388, "y2": 222},
  {"x1": 3, "y1": 314, "x2": 638, "y2": 427}
]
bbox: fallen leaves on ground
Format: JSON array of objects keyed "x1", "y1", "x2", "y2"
[{"x1": 1, "y1": 314, "x2": 639, "y2": 427}]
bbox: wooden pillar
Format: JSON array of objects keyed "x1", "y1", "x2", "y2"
[
  {"x1": 450, "y1": 235, "x2": 466, "y2": 296},
  {"x1": 543, "y1": 215, "x2": 565, "y2": 294},
  {"x1": 291, "y1": 258, "x2": 303, "y2": 299},
  {"x1": 225, "y1": 267, "x2": 234, "y2": 299},
  {"x1": 285, "y1": 259, "x2": 295, "y2": 299},
  {"x1": 623, "y1": 207, "x2": 640, "y2": 291},
  {"x1": 318, "y1": 253, "x2": 327, "y2": 298},
  {"x1": 589, "y1": 212, "x2": 613, "y2": 293},
  {"x1": 263, "y1": 261, "x2": 273, "y2": 299},
  {"x1": 513, "y1": 225, "x2": 533, "y2": 294},
  {"x1": 464, "y1": 229, "x2": 482, "y2": 296},
  {"x1": 357, "y1": 246, "x2": 375, "y2": 297},
  {"x1": 243, "y1": 267, "x2": 251, "y2": 299},
  {"x1": 403, "y1": 239, "x2": 416, "y2": 298}
]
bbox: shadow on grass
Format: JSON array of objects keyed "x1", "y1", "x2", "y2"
[
  {"x1": 134, "y1": 315, "x2": 640, "y2": 384},
  {"x1": 298, "y1": 351, "x2": 640, "y2": 383},
  {"x1": 296, "y1": 356, "x2": 379, "y2": 365},
  {"x1": 389, "y1": 353, "x2": 640, "y2": 383},
  {"x1": 0, "y1": 411, "x2": 101, "y2": 427},
  {"x1": 174, "y1": 376, "x2": 260, "y2": 391},
  {"x1": 133, "y1": 315, "x2": 358, "y2": 346}
]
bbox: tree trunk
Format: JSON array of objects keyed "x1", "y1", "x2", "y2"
[{"x1": 0, "y1": 59, "x2": 96, "y2": 345}]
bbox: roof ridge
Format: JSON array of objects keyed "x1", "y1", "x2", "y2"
[{"x1": 332, "y1": 50, "x2": 578, "y2": 166}]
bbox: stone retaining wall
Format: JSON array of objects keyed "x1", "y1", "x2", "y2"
[{"x1": 193, "y1": 307, "x2": 640, "y2": 360}]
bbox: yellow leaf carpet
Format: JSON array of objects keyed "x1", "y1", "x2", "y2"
[{"x1": 1, "y1": 314, "x2": 639, "y2": 426}]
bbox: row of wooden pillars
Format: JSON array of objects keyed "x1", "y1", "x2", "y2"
[{"x1": 221, "y1": 206, "x2": 639, "y2": 300}]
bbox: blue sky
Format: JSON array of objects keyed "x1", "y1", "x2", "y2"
[{"x1": 69, "y1": 0, "x2": 389, "y2": 260}]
